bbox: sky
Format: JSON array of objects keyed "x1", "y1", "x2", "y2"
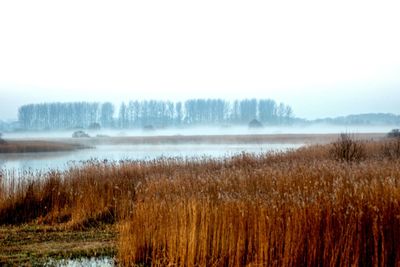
[{"x1": 1, "y1": 0, "x2": 400, "y2": 120}]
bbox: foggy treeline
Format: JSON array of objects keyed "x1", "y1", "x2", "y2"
[
  {"x1": 17, "y1": 99, "x2": 294, "y2": 130},
  {"x1": 314, "y1": 113, "x2": 400, "y2": 125}
]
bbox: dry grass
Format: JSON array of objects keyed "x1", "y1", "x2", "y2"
[
  {"x1": 0, "y1": 224, "x2": 115, "y2": 265},
  {"x1": 118, "y1": 148, "x2": 400, "y2": 266},
  {"x1": 0, "y1": 140, "x2": 85, "y2": 153},
  {"x1": 1, "y1": 137, "x2": 400, "y2": 266},
  {"x1": 0, "y1": 161, "x2": 141, "y2": 227},
  {"x1": 382, "y1": 137, "x2": 400, "y2": 159}
]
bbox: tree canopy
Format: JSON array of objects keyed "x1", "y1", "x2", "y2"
[{"x1": 18, "y1": 99, "x2": 294, "y2": 130}]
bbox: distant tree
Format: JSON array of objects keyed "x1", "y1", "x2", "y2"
[
  {"x1": 18, "y1": 105, "x2": 34, "y2": 129},
  {"x1": 276, "y1": 103, "x2": 286, "y2": 124},
  {"x1": 119, "y1": 102, "x2": 128, "y2": 128},
  {"x1": 89, "y1": 103, "x2": 100, "y2": 126},
  {"x1": 18, "y1": 99, "x2": 294, "y2": 130},
  {"x1": 100, "y1": 102, "x2": 115, "y2": 128},
  {"x1": 258, "y1": 99, "x2": 277, "y2": 123},
  {"x1": 284, "y1": 106, "x2": 294, "y2": 124},
  {"x1": 127, "y1": 101, "x2": 135, "y2": 128},
  {"x1": 230, "y1": 100, "x2": 240, "y2": 123},
  {"x1": 88, "y1": 122, "x2": 101, "y2": 130},
  {"x1": 239, "y1": 99, "x2": 257, "y2": 123},
  {"x1": 175, "y1": 102, "x2": 183, "y2": 125},
  {"x1": 388, "y1": 129, "x2": 400, "y2": 138}
]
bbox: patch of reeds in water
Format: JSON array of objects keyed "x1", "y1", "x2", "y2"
[{"x1": 0, "y1": 140, "x2": 85, "y2": 153}]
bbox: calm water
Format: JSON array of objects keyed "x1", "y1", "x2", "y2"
[
  {"x1": 46, "y1": 257, "x2": 114, "y2": 267},
  {"x1": 0, "y1": 143, "x2": 302, "y2": 172}
]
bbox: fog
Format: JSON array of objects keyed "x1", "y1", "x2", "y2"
[
  {"x1": 1, "y1": 0, "x2": 399, "y2": 173},
  {"x1": 1, "y1": 124, "x2": 396, "y2": 140},
  {"x1": 1, "y1": 1, "x2": 400, "y2": 120},
  {"x1": 3, "y1": 123, "x2": 395, "y2": 173}
]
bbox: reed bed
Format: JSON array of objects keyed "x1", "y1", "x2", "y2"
[
  {"x1": 1, "y1": 137, "x2": 400, "y2": 266},
  {"x1": 0, "y1": 140, "x2": 85, "y2": 153},
  {"x1": 119, "y1": 156, "x2": 400, "y2": 266}
]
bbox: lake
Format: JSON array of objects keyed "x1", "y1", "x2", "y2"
[
  {"x1": 1, "y1": 124, "x2": 392, "y2": 173},
  {"x1": 0, "y1": 143, "x2": 303, "y2": 173}
]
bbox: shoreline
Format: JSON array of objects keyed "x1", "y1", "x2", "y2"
[
  {"x1": 0, "y1": 140, "x2": 87, "y2": 154},
  {"x1": 4, "y1": 132, "x2": 387, "y2": 148}
]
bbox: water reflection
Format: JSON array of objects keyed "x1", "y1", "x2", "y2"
[{"x1": 46, "y1": 257, "x2": 114, "y2": 267}]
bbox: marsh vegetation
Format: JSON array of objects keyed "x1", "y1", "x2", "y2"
[
  {"x1": 1, "y1": 135, "x2": 400, "y2": 265},
  {"x1": 0, "y1": 140, "x2": 85, "y2": 153}
]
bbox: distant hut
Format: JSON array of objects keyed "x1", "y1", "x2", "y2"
[{"x1": 248, "y1": 119, "x2": 263, "y2": 128}]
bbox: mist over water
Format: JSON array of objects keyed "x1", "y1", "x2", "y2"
[
  {"x1": 2, "y1": 124, "x2": 397, "y2": 140},
  {"x1": 0, "y1": 124, "x2": 395, "y2": 173}
]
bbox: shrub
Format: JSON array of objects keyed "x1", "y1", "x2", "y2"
[
  {"x1": 72, "y1": 131, "x2": 90, "y2": 138},
  {"x1": 387, "y1": 129, "x2": 400, "y2": 138},
  {"x1": 88, "y1": 122, "x2": 101, "y2": 130},
  {"x1": 248, "y1": 119, "x2": 263, "y2": 128},
  {"x1": 330, "y1": 133, "x2": 365, "y2": 162},
  {"x1": 382, "y1": 137, "x2": 400, "y2": 159},
  {"x1": 143, "y1": 125, "x2": 155, "y2": 131}
]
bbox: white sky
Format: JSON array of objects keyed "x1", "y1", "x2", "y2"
[{"x1": 1, "y1": 0, "x2": 400, "y2": 120}]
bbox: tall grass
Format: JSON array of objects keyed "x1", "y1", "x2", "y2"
[
  {"x1": 1, "y1": 138, "x2": 400, "y2": 266},
  {"x1": 118, "y1": 156, "x2": 400, "y2": 266}
]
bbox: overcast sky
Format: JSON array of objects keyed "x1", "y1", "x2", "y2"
[{"x1": 1, "y1": 0, "x2": 399, "y2": 120}]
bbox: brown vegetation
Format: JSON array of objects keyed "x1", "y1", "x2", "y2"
[
  {"x1": 0, "y1": 225, "x2": 115, "y2": 265},
  {"x1": 0, "y1": 140, "x2": 85, "y2": 153},
  {"x1": 329, "y1": 133, "x2": 366, "y2": 162},
  {"x1": 382, "y1": 135, "x2": 400, "y2": 159},
  {"x1": 1, "y1": 137, "x2": 400, "y2": 265}
]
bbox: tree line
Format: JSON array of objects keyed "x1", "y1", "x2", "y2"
[{"x1": 17, "y1": 99, "x2": 294, "y2": 130}]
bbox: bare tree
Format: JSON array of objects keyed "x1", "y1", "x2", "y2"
[{"x1": 388, "y1": 129, "x2": 400, "y2": 138}]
